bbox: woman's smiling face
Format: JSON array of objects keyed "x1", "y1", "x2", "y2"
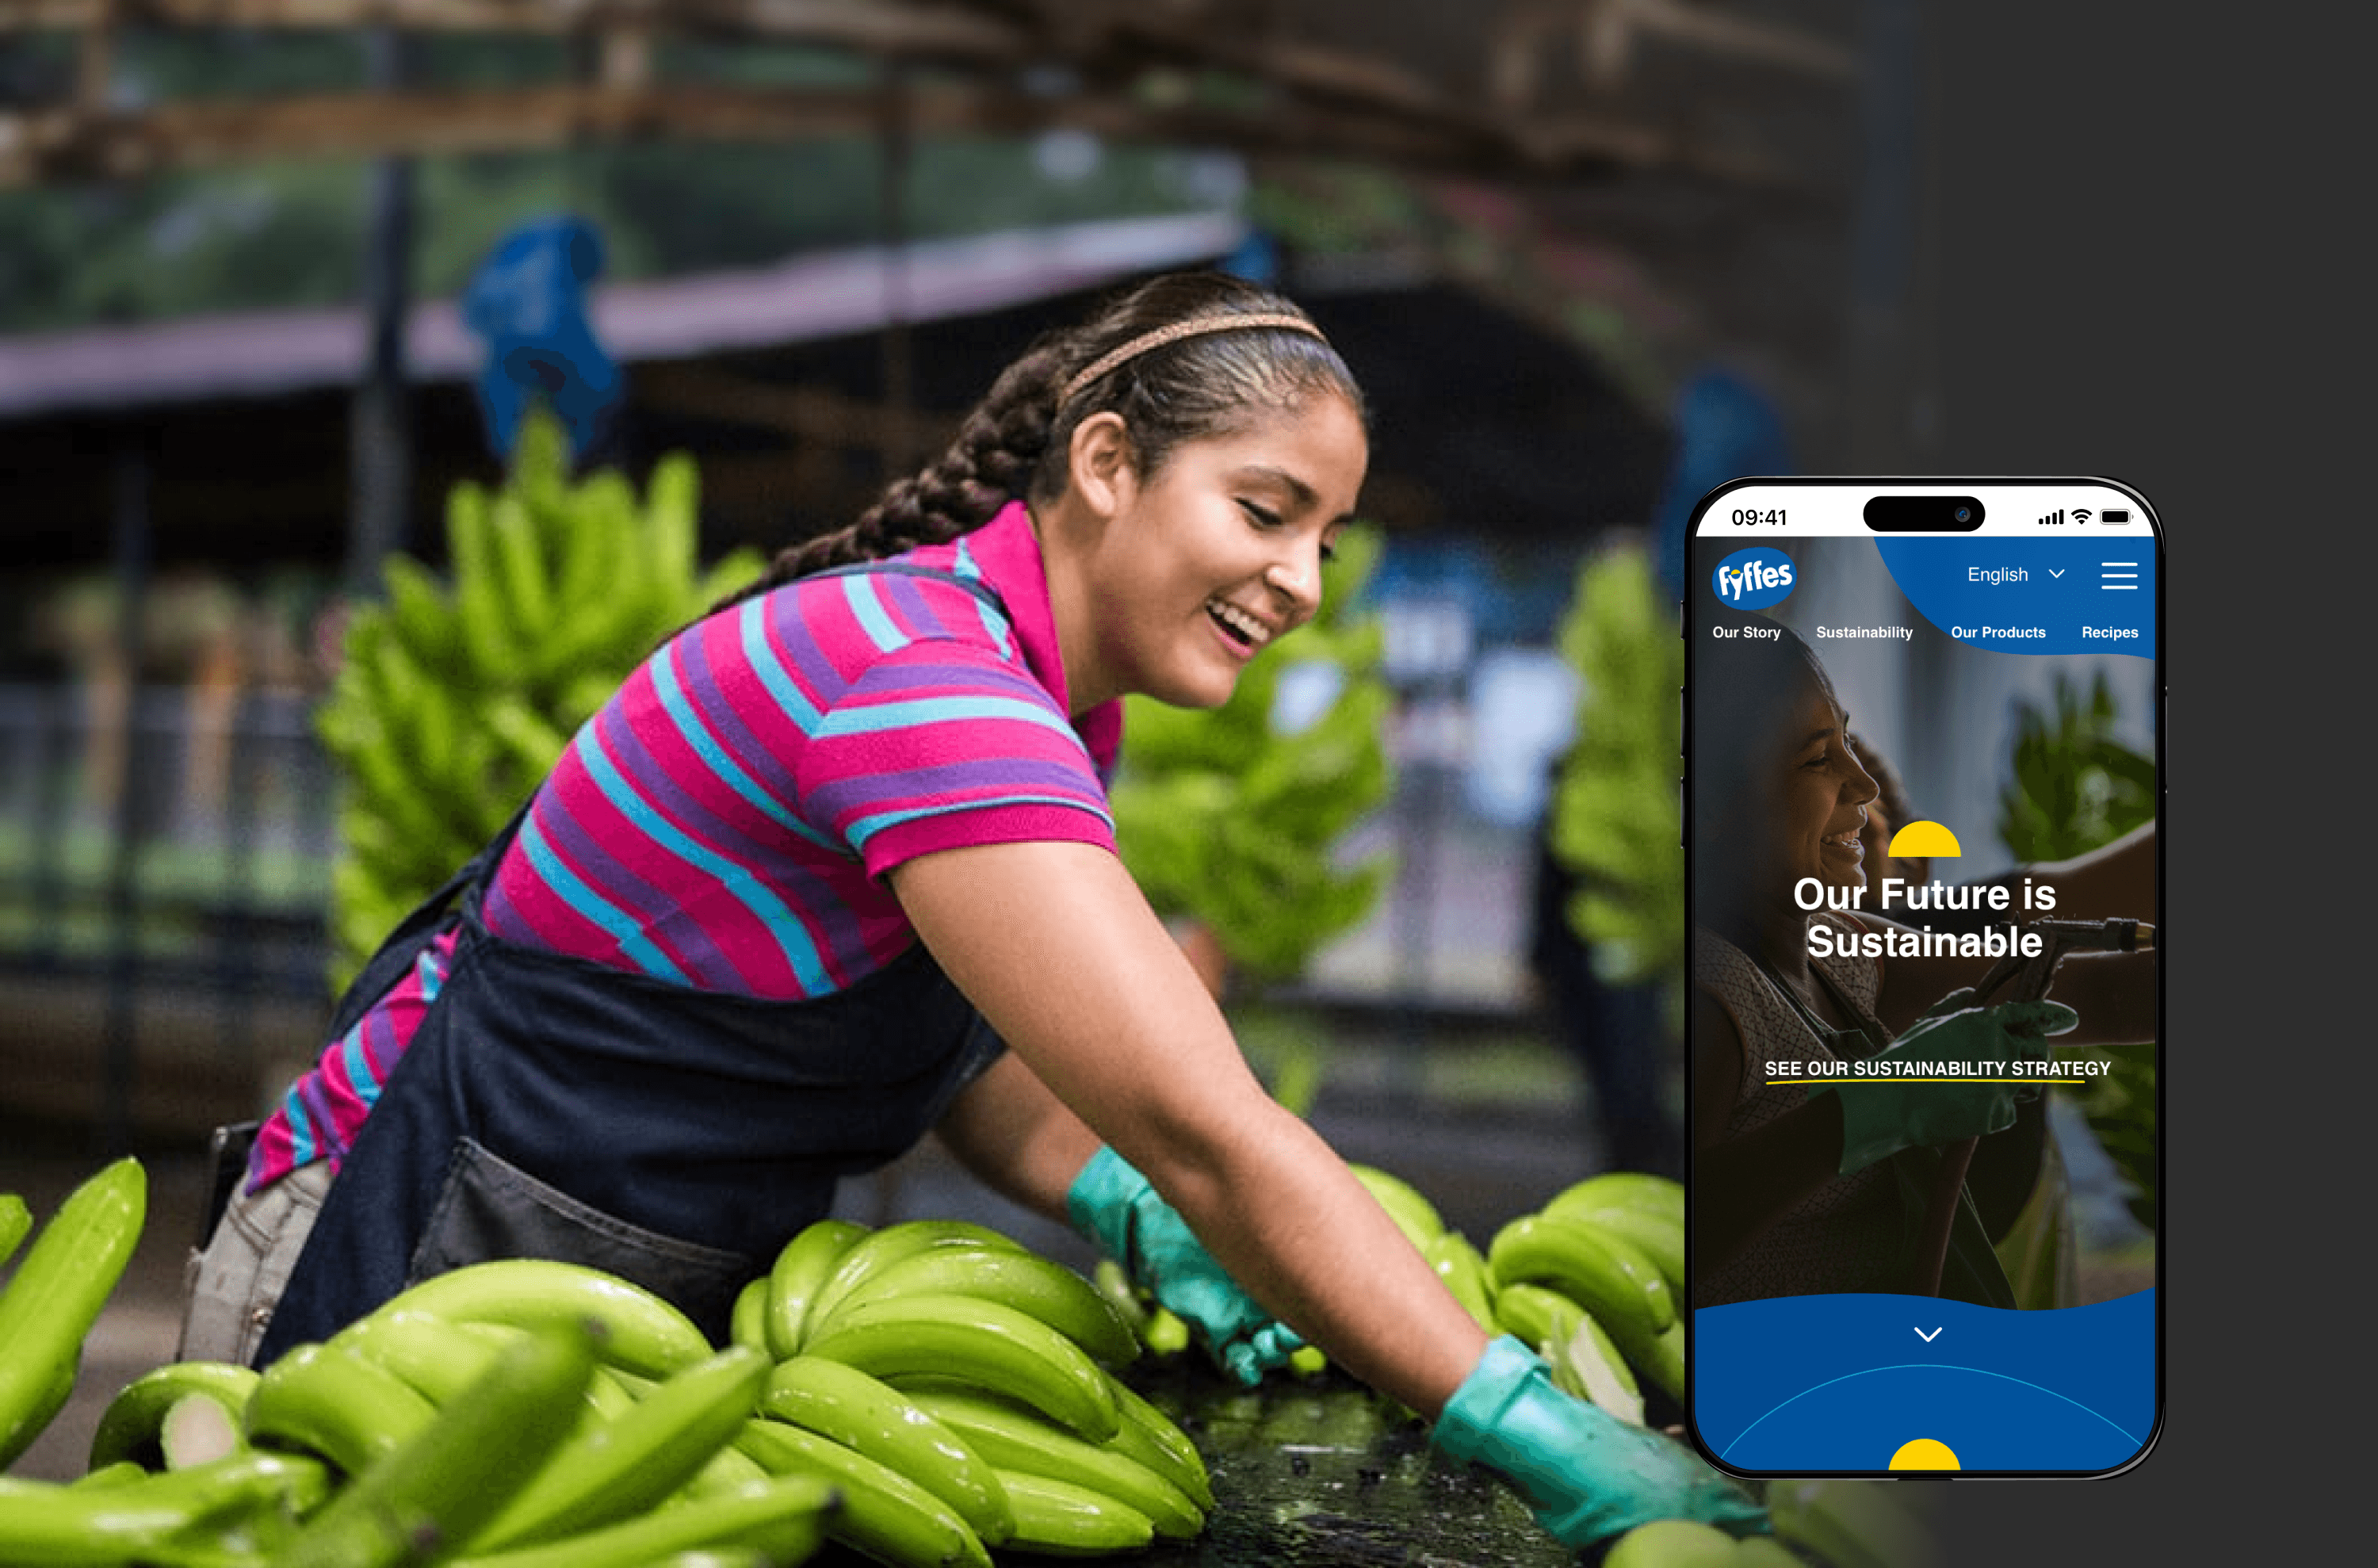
[
  {"x1": 1068, "y1": 390, "x2": 1367, "y2": 711},
  {"x1": 1764, "y1": 674, "x2": 1882, "y2": 908}
]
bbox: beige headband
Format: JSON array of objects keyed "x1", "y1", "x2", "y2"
[{"x1": 1058, "y1": 312, "x2": 1332, "y2": 406}]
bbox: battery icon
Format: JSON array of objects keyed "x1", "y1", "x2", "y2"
[{"x1": 2101, "y1": 509, "x2": 2131, "y2": 524}]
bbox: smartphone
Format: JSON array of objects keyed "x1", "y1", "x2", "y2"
[{"x1": 1681, "y1": 479, "x2": 2162, "y2": 1478}]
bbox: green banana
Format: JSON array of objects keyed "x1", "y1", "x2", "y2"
[
  {"x1": 1566, "y1": 1205, "x2": 1685, "y2": 1302},
  {"x1": 729, "y1": 1276, "x2": 768, "y2": 1354},
  {"x1": 0, "y1": 1451, "x2": 328, "y2": 1566},
  {"x1": 1493, "y1": 1279, "x2": 1583, "y2": 1356},
  {"x1": 678, "y1": 1437, "x2": 773, "y2": 1500},
  {"x1": 64, "y1": 1459, "x2": 148, "y2": 1490},
  {"x1": 277, "y1": 1318, "x2": 599, "y2": 1568},
  {"x1": 804, "y1": 1292, "x2": 1119, "y2": 1444},
  {"x1": 1489, "y1": 1212, "x2": 1676, "y2": 1340},
  {"x1": 763, "y1": 1218, "x2": 870, "y2": 1359},
  {"x1": 0, "y1": 1157, "x2": 147, "y2": 1469},
  {"x1": 1604, "y1": 1518, "x2": 1743, "y2": 1568},
  {"x1": 1543, "y1": 1172, "x2": 1684, "y2": 1227},
  {"x1": 244, "y1": 1340, "x2": 439, "y2": 1478},
  {"x1": 803, "y1": 1221, "x2": 1024, "y2": 1334},
  {"x1": 90, "y1": 1362, "x2": 261, "y2": 1470},
  {"x1": 380, "y1": 554, "x2": 462, "y2": 677},
  {"x1": 645, "y1": 453, "x2": 701, "y2": 590},
  {"x1": 1089, "y1": 1260, "x2": 1149, "y2": 1338},
  {"x1": 1103, "y1": 1375, "x2": 1215, "y2": 1512},
  {"x1": 992, "y1": 1468, "x2": 1155, "y2": 1557},
  {"x1": 1424, "y1": 1229, "x2": 1501, "y2": 1333},
  {"x1": 481, "y1": 693, "x2": 573, "y2": 784},
  {"x1": 1604, "y1": 1315, "x2": 1686, "y2": 1404},
  {"x1": 1737, "y1": 1539, "x2": 1806, "y2": 1567},
  {"x1": 1550, "y1": 1308, "x2": 1645, "y2": 1427},
  {"x1": 1495, "y1": 1278, "x2": 1654, "y2": 1423},
  {"x1": 813, "y1": 1245, "x2": 1139, "y2": 1368},
  {"x1": 759, "y1": 1356, "x2": 1013, "y2": 1546},
  {"x1": 447, "y1": 483, "x2": 518, "y2": 685},
  {"x1": 159, "y1": 1387, "x2": 249, "y2": 1470},
  {"x1": 468, "y1": 1344, "x2": 770, "y2": 1552},
  {"x1": 912, "y1": 1386, "x2": 1203, "y2": 1541},
  {"x1": 1348, "y1": 1163, "x2": 1444, "y2": 1249},
  {"x1": 329, "y1": 1307, "x2": 509, "y2": 1406},
  {"x1": 1141, "y1": 1306, "x2": 1191, "y2": 1357},
  {"x1": 377, "y1": 1259, "x2": 714, "y2": 1379},
  {"x1": 1768, "y1": 1478, "x2": 1935, "y2": 1568},
  {"x1": 442, "y1": 1473, "x2": 838, "y2": 1568},
  {"x1": 735, "y1": 1417, "x2": 992, "y2": 1568},
  {"x1": 0, "y1": 1192, "x2": 29, "y2": 1266}
]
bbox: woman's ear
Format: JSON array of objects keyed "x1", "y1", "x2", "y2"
[{"x1": 1065, "y1": 411, "x2": 1137, "y2": 520}]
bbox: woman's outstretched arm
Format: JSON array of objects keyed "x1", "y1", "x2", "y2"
[{"x1": 889, "y1": 838, "x2": 1488, "y2": 1420}]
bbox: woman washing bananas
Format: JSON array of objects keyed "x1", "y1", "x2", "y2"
[
  {"x1": 1690, "y1": 617, "x2": 2156, "y2": 1307},
  {"x1": 182, "y1": 272, "x2": 1761, "y2": 1549}
]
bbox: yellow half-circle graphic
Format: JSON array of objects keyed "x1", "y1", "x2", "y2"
[
  {"x1": 1887, "y1": 820, "x2": 1962, "y2": 859},
  {"x1": 1889, "y1": 1437, "x2": 1962, "y2": 1470}
]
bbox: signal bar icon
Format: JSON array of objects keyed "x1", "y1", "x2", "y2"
[{"x1": 2039, "y1": 509, "x2": 2066, "y2": 526}]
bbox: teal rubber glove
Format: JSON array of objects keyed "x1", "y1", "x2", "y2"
[
  {"x1": 1065, "y1": 1145, "x2": 1303, "y2": 1385},
  {"x1": 1814, "y1": 992, "x2": 2080, "y2": 1175},
  {"x1": 1433, "y1": 1337, "x2": 1768, "y2": 1548}
]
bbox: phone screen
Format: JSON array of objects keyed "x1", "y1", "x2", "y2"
[{"x1": 1683, "y1": 480, "x2": 2162, "y2": 1477}]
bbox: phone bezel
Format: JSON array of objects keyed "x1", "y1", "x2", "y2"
[{"x1": 1678, "y1": 475, "x2": 2166, "y2": 1481}]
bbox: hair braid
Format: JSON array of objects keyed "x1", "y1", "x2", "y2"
[{"x1": 715, "y1": 340, "x2": 1069, "y2": 610}]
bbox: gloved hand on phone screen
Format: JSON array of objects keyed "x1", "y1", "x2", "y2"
[{"x1": 1813, "y1": 990, "x2": 2080, "y2": 1175}]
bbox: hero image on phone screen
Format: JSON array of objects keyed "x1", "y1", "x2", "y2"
[{"x1": 1684, "y1": 481, "x2": 2161, "y2": 1478}]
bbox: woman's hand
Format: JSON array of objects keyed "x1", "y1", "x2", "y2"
[
  {"x1": 933, "y1": 1060, "x2": 1302, "y2": 1383},
  {"x1": 1066, "y1": 1145, "x2": 1304, "y2": 1383},
  {"x1": 891, "y1": 839, "x2": 1488, "y2": 1417}
]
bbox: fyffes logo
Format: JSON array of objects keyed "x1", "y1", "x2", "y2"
[{"x1": 1712, "y1": 546, "x2": 1797, "y2": 610}]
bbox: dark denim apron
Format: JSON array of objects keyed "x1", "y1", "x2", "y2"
[{"x1": 259, "y1": 565, "x2": 1011, "y2": 1361}]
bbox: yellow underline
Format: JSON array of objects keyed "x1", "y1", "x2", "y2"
[{"x1": 1768, "y1": 1078, "x2": 2093, "y2": 1084}]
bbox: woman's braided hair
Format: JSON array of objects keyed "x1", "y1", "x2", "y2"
[{"x1": 717, "y1": 271, "x2": 1363, "y2": 607}]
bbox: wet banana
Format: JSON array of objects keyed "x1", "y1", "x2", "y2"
[
  {"x1": 802, "y1": 1291, "x2": 1119, "y2": 1444},
  {"x1": 759, "y1": 1356, "x2": 1013, "y2": 1546},
  {"x1": 0, "y1": 1157, "x2": 146, "y2": 1469}
]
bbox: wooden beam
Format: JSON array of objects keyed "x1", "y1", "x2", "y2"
[
  {"x1": 634, "y1": 361, "x2": 956, "y2": 455},
  {"x1": 0, "y1": 75, "x2": 1816, "y2": 189},
  {"x1": 0, "y1": 0, "x2": 1030, "y2": 59}
]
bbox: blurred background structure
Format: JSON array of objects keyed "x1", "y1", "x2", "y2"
[{"x1": 2, "y1": 0, "x2": 1902, "y2": 1149}]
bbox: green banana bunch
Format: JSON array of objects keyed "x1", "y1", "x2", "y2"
[
  {"x1": 1108, "y1": 523, "x2": 1395, "y2": 981},
  {"x1": 373, "y1": 1259, "x2": 716, "y2": 1382},
  {"x1": 705, "y1": 1216, "x2": 1216, "y2": 1564},
  {"x1": 1478, "y1": 1172, "x2": 1688, "y2": 1407},
  {"x1": 274, "y1": 1318, "x2": 600, "y2": 1568},
  {"x1": 1546, "y1": 544, "x2": 1686, "y2": 1035},
  {"x1": 12, "y1": 1201, "x2": 851, "y2": 1568},
  {"x1": 0, "y1": 1159, "x2": 147, "y2": 1470},
  {"x1": 319, "y1": 411, "x2": 763, "y2": 993}
]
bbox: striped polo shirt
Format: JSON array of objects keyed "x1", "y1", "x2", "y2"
[{"x1": 249, "y1": 500, "x2": 1121, "y2": 1191}]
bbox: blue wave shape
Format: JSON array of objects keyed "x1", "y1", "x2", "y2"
[
  {"x1": 1694, "y1": 1287, "x2": 2155, "y2": 1474},
  {"x1": 1873, "y1": 537, "x2": 2155, "y2": 658}
]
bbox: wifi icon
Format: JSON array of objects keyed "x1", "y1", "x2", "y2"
[{"x1": 2073, "y1": 508, "x2": 2093, "y2": 524}]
